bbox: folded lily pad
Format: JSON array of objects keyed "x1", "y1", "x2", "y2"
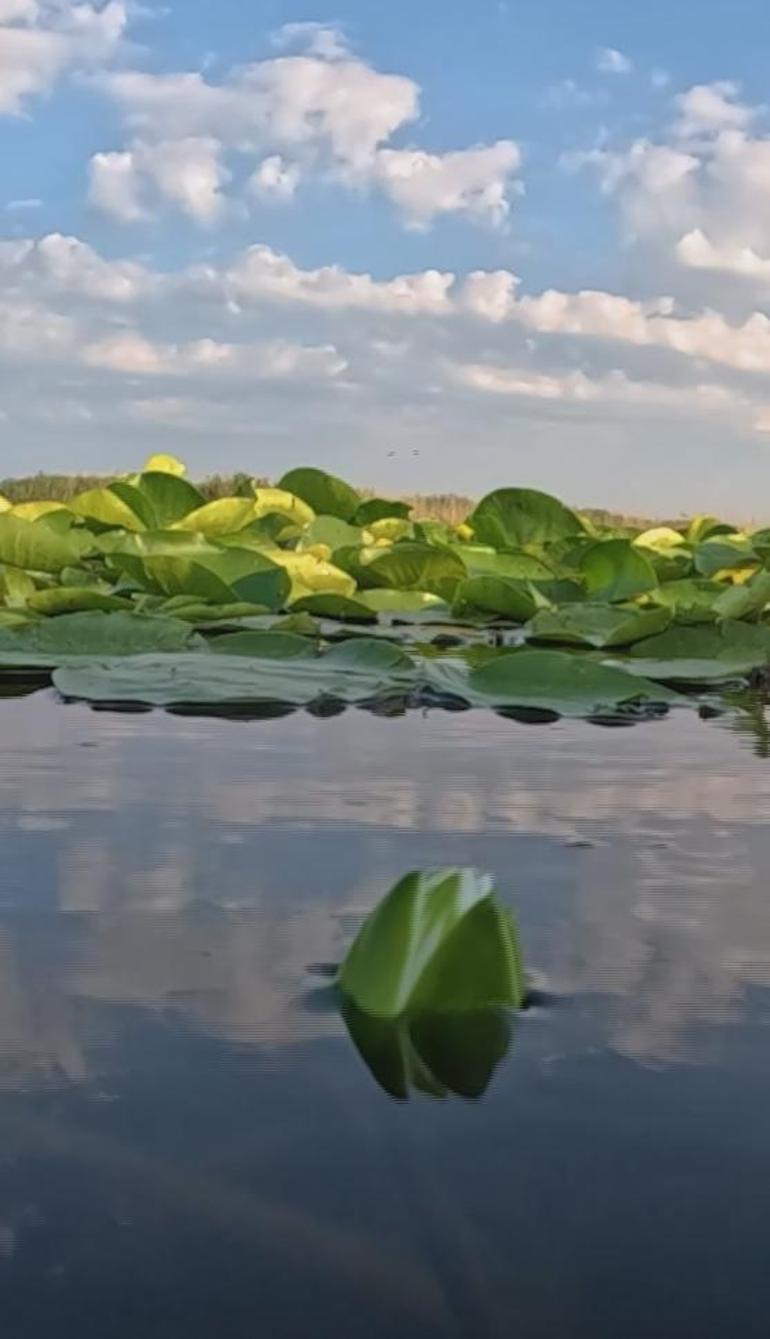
[{"x1": 337, "y1": 869, "x2": 523, "y2": 1018}]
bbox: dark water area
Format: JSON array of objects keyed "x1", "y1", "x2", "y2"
[{"x1": 1, "y1": 693, "x2": 770, "y2": 1338}]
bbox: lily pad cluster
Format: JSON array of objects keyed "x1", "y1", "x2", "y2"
[{"x1": 1, "y1": 453, "x2": 769, "y2": 720}]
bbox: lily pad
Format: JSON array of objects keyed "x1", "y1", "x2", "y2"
[{"x1": 337, "y1": 869, "x2": 523, "y2": 1018}]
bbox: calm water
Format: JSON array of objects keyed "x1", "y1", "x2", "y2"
[{"x1": 1, "y1": 692, "x2": 769, "y2": 1338}]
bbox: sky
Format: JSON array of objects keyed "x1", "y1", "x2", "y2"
[{"x1": 4, "y1": 1, "x2": 770, "y2": 514}]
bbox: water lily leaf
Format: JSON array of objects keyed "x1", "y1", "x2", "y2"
[
  {"x1": 210, "y1": 630, "x2": 317, "y2": 658},
  {"x1": 113, "y1": 549, "x2": 290, "y2": 610},
  {"x1": 10, "y1": 501, "x2": 69, "y2": 523},
  {"x1": 352, "y1": 543, "x2": 467, "y2": 601},
  {"x1": 686, "y1": 515, "x2": 733, "y2": 544},
  {"x1": 268, "y1": 550, "x2": 356, "y2": 600},
  {"x1": 470, "y1": 488, "x2": 585, "y2": 549},
  {"x1": 0, "y1": 564, "x2": 36, "y2": 607},
  {"x1": 323, "y1": 637, "x2": 414, "y2": 672},
  {"x1": 525, "y1": 602, "x2": 671, "y2": 649},
  {"x1": 53, "y1": 645, "x2": 418, "y2": 707},
  {"x1": 134, "y1": 471, "x2": 205, "y2": 527},
  {"x1": 714, "y1": 570, "x2": 770, "y2": 620},
  {"x1": 354, "y1": 498, "x2": 411, "y2": 525},
  {"x1": 0, "y1": 611, "x2": 199, "y2": 667},
  {"x1": 452, "y1": 577, "x2": 542, "y2": 622},
  {"x1": 648, "y1": 579, "x2": 721, "y2": 623},
  {"x1": 356, "y1": 589, "x2": 448, "y2": 616},
  {"x1": 142, "y1": 453, "x2": 187, "y2": 476},
  {"x1": 172, "y1": 498, "x2": 257, "y2": 537},
  {"x1": 290, "y1": 593, "x2": 376, "y2": 621},
  {"x1": 580, "y1": 539, "x2": 658, "y2": 602},
  {"x1": 26, "y1": 588, "x2": 132, "y2": 615},
  {"x1": 633, "y1": 527, "x2": 687, "y2": 554},
  {"x1": 365, "y1": 517, "x2": 413, "y2": 544},
  {"x1": 0, "y1": 513, "x2": 82, "y2": 573},
  {"x1": 301, "y1": 516, "x2": 362, "y2": 551},
  {"x1": 70, "y1": 486, "x2": 147, "y2": 532},
  {"x1": 457, "y1": 649, "x2": 677, "y2": 715},
  {"x1": 279, "y1": 467, "x2": 360, "y2": 522},
  {"x1": 693, "y1": 534, "x2": 756, "y2": 578},
  {"x1": 337, "y1": 869, "x2": 523, "y2": 1019},
  {"x1": 626, "y1": 621, "x2": 770, "y2": 682},
  {"x1": 449, "y1": 544, "x2": 555, "y2": 581}
]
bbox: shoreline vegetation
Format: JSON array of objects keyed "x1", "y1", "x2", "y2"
[
  {"x1": 2, "y1": 453, "x2": 770, "y2": 729},
  {"x1": 0, "y1": 471, "x2": 664, "y2": 531}
]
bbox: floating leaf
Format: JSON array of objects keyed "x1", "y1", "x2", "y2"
[
  {"x1": 429, "y1": 649, "x2": 678, "y2": 716},
  {"x1": 53, "y1": 644, "x2": 418, "y2": 707},
  {"x1": 525, "y1": 602, "x2": 671, "y2": 649},
  {"x1": 0, "y1": 611, "x2": 200, "y2": 667},
  {"x1": 209, "y1": 631, "x2": 317, "y2": 659},
  {"x1": 625, "y1": 621, "x2": 770, "y2": 682}
]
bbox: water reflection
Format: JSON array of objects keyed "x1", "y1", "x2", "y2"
[
  {"x1": 0, "y1": 692, "x2": 769, "y2": 1092},
  {"x1": 343, "y1": 1003, "x2": 512, "y2": 1100}
]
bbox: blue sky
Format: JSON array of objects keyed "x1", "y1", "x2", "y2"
[{"x1": 3, "y1": 1, "x2": 770, "y2": 515}]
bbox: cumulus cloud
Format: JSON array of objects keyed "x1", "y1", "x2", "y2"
[
  {"x1": 248, "y1": 154, "x2": 301, "y2": 202},
  {"x1": 370, "y1": 140, "x2": 522, "y2": 229},
  {"x1": 596, "y1": 47, "x2": 632, "y2": 75},
  {"x1": 82, "y1": 330, "x2": 347, "y2": 379},
  {"x1": 676, "y1": 228, "x2": 770, "y2": 282},
  {"x1": 452, "y1": 360, "x2": 745, "y2": 418},
  {"x1": 0, "y1": 0, "x2": 127, "y2": 115},
  {"x1": 0, "y1": 231, "x2": 152, "y2": 300},
  {"x1": 213, "y1": 243, "x2": 456, "y2": 314},
  {"x1": 89, "y1": 136, "x2": 230, "y2": 224},
  {"x1": 269, "y1": 21, "x2": 350, "y2": 61},
  {"x1": 89, "y1": 36, "x2": 523, "y2": 229},
  {"x1": 576, "y1": 81, "x2": 770, "y2": 294}
]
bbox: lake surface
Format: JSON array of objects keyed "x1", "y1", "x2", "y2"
[{"x1": 1, "y1": 691, "x2": 769, "y2": 1338}]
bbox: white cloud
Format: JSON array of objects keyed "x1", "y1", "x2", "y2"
[
  {"x1": 0, "y1": 0, "x2": 127, "y2": 115},
  {"x1": 371, "y1": 140, "x2": 522, "y2": 229},
  {"x1": 577, "y1": 82, "x2": 770, "y2": 289},
  {"x1": 596, "y1": 47, "x2": 632, "y2": 75},
  {"x1": 215, "y1": 243, "x2": 456, "y2": 314},
  {"x1": 269, "y1": 22, "x2": 350, "y2": 61},
  {"x1": 676, "y1": 228, "x2": 770, "y2": 282},
  {"x1": 97, "y1": 54, "x2": 419, "y2": 171},
  {"x1": 91, "y1": 39, "x2": 522, "y2": 228},
  {"x1": 452, "y1": 361, "x2": 742, "y2": 418},
  {"x1": 82, "y1": 330, "x2": 347, "y2": 379},
  {"x1": 673, "y1": 81, "x2": 753, "y2": 139},
  {"x1": 90, "y1": 137, "x2": 230, "y2": 224},
  {"x1": 248, "y1": 153, "x2": 301, "y2": 202},
  {"x1": 0, "y1": 231, "x2": 151, "y2": 300},
  {"x1": 6, "y1": 196, "x2": 42, "y2": 210}
]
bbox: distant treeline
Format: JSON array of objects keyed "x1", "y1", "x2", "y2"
[{"x1": 0, "y1": 472, "x2": 661, "y2": 529}]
